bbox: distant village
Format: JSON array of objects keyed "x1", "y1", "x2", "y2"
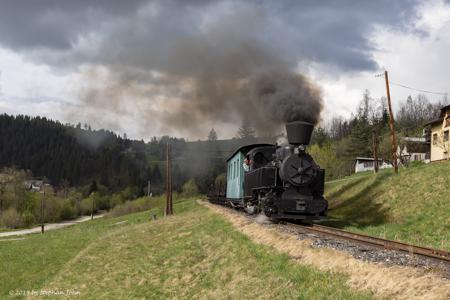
[{"x1": 354, "y1": 104, "x2": 450, "y2": 173}]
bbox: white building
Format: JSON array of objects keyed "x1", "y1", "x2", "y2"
[
  {"x1": 354, "y1": 157, "x2": 393, "y2": 173},
  {"x1": 397, "y1": 137, "x2": 429, "y2": 164},
  {"x1": 424, "y1": 105, "x2": 450, "y2": 162}
]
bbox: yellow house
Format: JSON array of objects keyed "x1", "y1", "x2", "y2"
[{"x1": 425, "y1": 105, "x2": 450, "y2": 161}]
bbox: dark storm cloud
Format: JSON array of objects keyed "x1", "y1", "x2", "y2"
[
  {"x1": 0, "y1": 0, "x2": 419, "y2": 71},
  {"x1": 0, "y1": 0, "x2": 420, "y2": 137}
]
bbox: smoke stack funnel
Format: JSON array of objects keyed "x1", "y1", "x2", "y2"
[{"x1": 286, "y1": 121, "x2": 314, "y2": 145}]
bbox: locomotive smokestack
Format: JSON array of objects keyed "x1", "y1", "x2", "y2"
[{"x1": 285, "y1": 121, "x2": 314, "y2": 146}]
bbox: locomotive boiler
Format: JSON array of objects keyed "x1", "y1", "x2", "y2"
[{"x1": 213, "y1": 121, "x2": 327, "y2": 220}]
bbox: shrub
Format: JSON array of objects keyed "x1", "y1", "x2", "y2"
[
  {"x1": 108, "y1": 196, "x2": 158, "y2": 218},
  {"x1": 182, "y1": 179, "x2": 199, "y2": 197},
  {"x1": 80, "y1": 197, "x2": 94, "y2": 215},
  {"x1": 95, "y1": 194, "x2": 110, "y2": 210},
  {"x1": 0, "y1": 208, "x2": 24, "y2": 229},
  {"x1": 110, "y1": 193, "x2": 125, "y2": 208},
  {"x1": 43, "y1": 195, "x2": 65, "y2": 223},
  {"x1": 60, "y1": 199, "x2": 77, "y2": 220},
  {"x1": 21, "y1": 211, "x2": 36, "y2": 227}
]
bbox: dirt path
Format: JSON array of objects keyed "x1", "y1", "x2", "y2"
[
  {"x1": 202, "y1": 201, "x2": 450, "y2": 300},
  {"x1": 0, "y1": 214, "x2": 104, "y2": 238}
]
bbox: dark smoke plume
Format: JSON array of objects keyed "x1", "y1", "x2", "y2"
[
  {"x1": 75, "y1": 6, "x2": 324, "y2": 139},
  {"x1": 252, "y1": 71, "x2": 323, "y2": 125}
]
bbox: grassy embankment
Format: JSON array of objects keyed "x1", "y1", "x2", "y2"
[
  {"x1": 0, "y1": 195, "x2": 374, "y2": 299},
  {"x1": 324, "y1": 160, "x2": 450, "y2": 250}
]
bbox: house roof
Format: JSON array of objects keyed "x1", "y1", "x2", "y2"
[
  {"x1": 423, "y1": 104, "x2": 450, "y2": 126},
  {"x1": 402, "y1": 137, "x2": 426, "y2": 143},
  {"x1": 439, "y1": 104, "x2": 450, "y2": 115},
  {"x1": 354, "y1": 157, "x2": 385, "y2": 162},
  {"x1": 424, "y1": 117, "x2": 444, "y2": 126}
]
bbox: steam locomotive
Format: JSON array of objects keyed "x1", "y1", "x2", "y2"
[{"x1": 209, "y1": 121, "x2": 328, "y2": 220}]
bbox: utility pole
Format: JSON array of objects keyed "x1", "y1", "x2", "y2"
[
  {"x1": 372, "y1": 130, "x2": 379, "y2": 173},
  {"x1": 40, "y1": 183, "x2": 45, "y2": 234},
  {"x1": 165, "y1": 143, "x2": 173, "y2": 215},
  {"x1": 91, "y1": 194, "x2": 95, "y2": 220},
  {"x1": 147, "y1": 180, "x2": 151, "y2": 197},
  {"x1": 383, "y1": 70, "x2": 398, "y2": 173}
]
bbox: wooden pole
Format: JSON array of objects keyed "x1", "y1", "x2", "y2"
[
  {"x1": 41, "y1": 186, "x2": 45, "y2": 234},
  {"x1": 372, "y1": 130, "x2": 379, "y2": 173},
  {"x1": 169, "y1": 144, "x2": 173, "y2": 215},
  {"x1": 165, "y1": 143, "x2": 173, "y2": 215},
  {"x1": 384, "y1": 70, "x2": 398, "y2": 173},
  {"x1": 91, "y1": 193, "x2": 95, "y2": 220}
]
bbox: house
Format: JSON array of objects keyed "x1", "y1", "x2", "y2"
[
  {"x1": 354, "y1": 157, "x2": 393, "y2": 173},
  {"x1": 424, "y1": 104, "x2": 450, "y2": 162},
  {"x1": 397, "y1": 137, "x2": 429, "y2": 164},
  {"x1": 24, "y1": 180, "x2": 44, "y2": 191}
]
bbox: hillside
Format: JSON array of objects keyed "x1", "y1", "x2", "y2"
[
  {"x1": 0, "y1": 197, "x2": 373, "y2": 299},
  {"x1": 324, "y1": 161, "x2": 450, "y2": 250},
  {"x1": 0, "y1": 114, "x2": 151, "y2": 191}
]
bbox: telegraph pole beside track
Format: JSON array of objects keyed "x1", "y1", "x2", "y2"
[
  {"x1": 372, "y1": 130, "x2": 379, "y2": 173},
  {"x1": 382, "y1": 70, "x2": 398, "y2": 173},
  {"x1": 40, "y1": 182, "x2": 45, "y2": 234},
  {"x1": 165, "y1": 143, "x2": 173, "y2": 216}
]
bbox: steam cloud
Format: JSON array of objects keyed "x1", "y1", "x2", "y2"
[
  {"x1": 79, "y1": 46, "x2": 323, "y2": 138},
  {"x1": 75, "y1": 3, "x2": 324, "y2": 138}
]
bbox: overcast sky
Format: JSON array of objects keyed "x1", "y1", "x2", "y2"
[{"x1": 1, "y1": 0, "x2": 450, "y2": 140}]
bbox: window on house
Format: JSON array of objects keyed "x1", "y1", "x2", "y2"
[
  {"x1": 444, "y1": 130, "x2": 449, "y2": 142},
  {"x1": 433, "y1": 133, "x2": 438, "y2": 145},
  {"x1": 363, "y1": 161, "x2": 373, "y2": 168}
]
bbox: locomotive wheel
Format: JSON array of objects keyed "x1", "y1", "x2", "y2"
[{"x1": 281, "y1": 155, "x2": 315, "y2": 186}]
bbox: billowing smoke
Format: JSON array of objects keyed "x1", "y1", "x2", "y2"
[
  {"x1": 74, "y1": 3, "x2": 323, "y2": 139},
  {"x1": 253, "y1": 71, "x2": 323, "y2": 125},
  {"x1": 78, "y1": 51, "x2": 323, "y2": 138}
]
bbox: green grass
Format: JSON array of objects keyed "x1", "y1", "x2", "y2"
[
  {"x1": 0, "y1": 196, "x2": 374, "y2": 299},
  {"x1": 324, "y1": 160, "x2": 450, "y2": 250}
]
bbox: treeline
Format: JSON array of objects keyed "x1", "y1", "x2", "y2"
[
  {"x1": 308, "y1": 91, "x2": 448, "y2": 180},
  {"x1": 0, "y1": 114, "x2": 153, "y2": 192},
  {"x1": 0, "y1": 114, "x2": 260, "y2": 196}
]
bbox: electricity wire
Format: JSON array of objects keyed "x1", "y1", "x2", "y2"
[{"x1": 388, "y1": 81, "x2": 450, "y2": 96}]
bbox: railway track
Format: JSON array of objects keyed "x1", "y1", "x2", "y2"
[
  {"x1": 207, "y1": 199, "x2": 450, "y2": 264},
  {"x1": 290, "y1": 223, "x2": 450, "y2": 263}
]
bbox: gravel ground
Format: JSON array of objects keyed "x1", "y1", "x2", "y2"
[
  {"x1": 276, "y1": 223, "x2": 450, "y2": 279},
  {"x1": 215, "y1": 204, "x2": 450, "y2": 280}
]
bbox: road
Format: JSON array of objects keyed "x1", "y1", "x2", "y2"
[{"x1": 0, "y1": 214, "x2": 104, "y2": 238}]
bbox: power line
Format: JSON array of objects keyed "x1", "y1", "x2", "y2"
[{"x1": 388, "y1": 81, "x2": 449, "y2": 96}]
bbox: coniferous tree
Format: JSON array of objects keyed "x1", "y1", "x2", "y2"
[
  {"x1": 237, "y1": 117, "x2": 256, "y2": 139},
  {"x1": 207, "y1": 128, "x2": 218, "y2": 141}
]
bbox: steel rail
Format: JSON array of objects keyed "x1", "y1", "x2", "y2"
[
  {"x1": 207, "y1": 200, "x2": 450, "y2": 263},
  {"x1": 292, "y1": 223, "x2": 450, "y2": 262}
]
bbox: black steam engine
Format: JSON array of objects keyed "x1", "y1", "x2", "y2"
[{"x1": 209, "y1": 121, "x2": 328, "y2": 220}]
